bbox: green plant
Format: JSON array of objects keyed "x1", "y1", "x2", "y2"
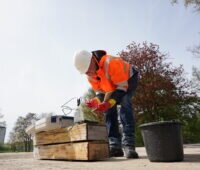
[{"x1": 0, "y1": 143, "x2": 12, "y2": 153}]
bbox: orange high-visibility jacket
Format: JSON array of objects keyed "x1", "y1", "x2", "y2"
[{"x1": 87, "y1": 55, "x2": 133, "y2": 93}]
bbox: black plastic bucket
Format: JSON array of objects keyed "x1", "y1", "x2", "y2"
[{"x1": 140, "y1": 121, "x2": 184, "y2": 162}]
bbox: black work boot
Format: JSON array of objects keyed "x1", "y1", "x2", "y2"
[
  {"x1": 124, "y1": 146, "x2": 139, "y2": 159},
  {"x1": 109, "y1": 147, "x2": 124, "y2": 157}
]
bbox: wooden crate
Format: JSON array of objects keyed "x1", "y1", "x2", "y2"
[
  {"x1": 34, "y1": 123, "x2": 108, "y2": 146},
  {"x1": 34, "y1": 123, "x2": 109, "y2": 161},
  {"x1": 34, "y1": 142, "x2": 109, "y2": 161}
]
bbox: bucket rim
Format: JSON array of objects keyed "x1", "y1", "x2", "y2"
[{"x1": 139, "y1": 120, "x2": 182, "y2": 128}]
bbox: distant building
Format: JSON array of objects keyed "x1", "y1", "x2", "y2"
[{"x1": 0, "y1": 126, "x2": 6, "y2": 143}]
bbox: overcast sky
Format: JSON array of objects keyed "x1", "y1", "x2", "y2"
[{"x1": 0, "y1": 0, "x2": 200, "y2": 141}]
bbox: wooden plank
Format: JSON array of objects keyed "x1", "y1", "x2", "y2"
[
  {"x1": 34, "y1": 142, "x2": 109, "y2": 161},
  {"x1": 88, "y1": 142, "x2": 110, "y2": 160},
  {"x1": 35, "y1": 123, "x2": 87, "y2": 146},
  {"x1": 35, "y1": 123, "x2": 108, "y2": 146},
  {"x1": 87, "y1": 124, "x2": 108, "y2": 141}
]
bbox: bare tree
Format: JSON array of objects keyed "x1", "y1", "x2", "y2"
[
  {"x1": 37, "y1": 112, "x2": 54, "y2": 119},
  {"x1": 171, "y1": 0, "x2": 200, "y2": 83},
  {"x1": 9, "y1": 113, "x2": 37, "y2": 152},
  {"x1": 192, "y1": 67, "x2": 200, "y2": 94},
  {"x1": 0, "y1": 109, "x2": 6, "y2": 127},
  {"x1": 172, "y1": 0, "x2": 200, "y2": 11},
  {"x1": 188, "y1": 43, "x2": 200, "y2": 58}
]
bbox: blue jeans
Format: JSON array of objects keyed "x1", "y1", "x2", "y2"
[{"x1": 105, "y1": 73, "x2": 138, "y2": 148}]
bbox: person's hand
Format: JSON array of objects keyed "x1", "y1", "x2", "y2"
[
  {"x1": 95, "y1": 101, "x2": 111, "y2": 112},
  {"x1": 95, "y1": 99, "x2": 116, "y2": 112},
  {"x1": 85, "y1": 97, "x2": 100, "y2": 109}
]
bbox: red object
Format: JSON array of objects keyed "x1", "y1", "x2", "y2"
[
  {"x1": 85, "y1": 98, "x2": 99, "y2": 108},
  {"x1": 96, "y1": 101, "x2": 111, "y2": 112}
]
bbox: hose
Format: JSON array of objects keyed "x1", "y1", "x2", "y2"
[{"x1": 61, "y1": 97, "x2": 82, "y2": 115}]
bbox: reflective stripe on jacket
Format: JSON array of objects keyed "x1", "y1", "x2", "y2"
[{"x1": 87, "y1": 55, "x2": 133, "y2": 93}]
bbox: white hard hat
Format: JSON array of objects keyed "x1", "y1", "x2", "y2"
[{"x1": 73, "y1": 50, "x2": 93, "y2": 74}]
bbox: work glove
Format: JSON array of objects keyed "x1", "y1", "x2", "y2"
[
  {"x1": 96, "y1": 99, "x2": 116, "y2": 112},
  {"x1": 85, "y1": 97, "x2": 101, "y2": 109}
]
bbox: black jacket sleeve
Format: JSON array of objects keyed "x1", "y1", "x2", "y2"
[{"x1": 110, "y1": 89, "x2": 126, "y2": 104}]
